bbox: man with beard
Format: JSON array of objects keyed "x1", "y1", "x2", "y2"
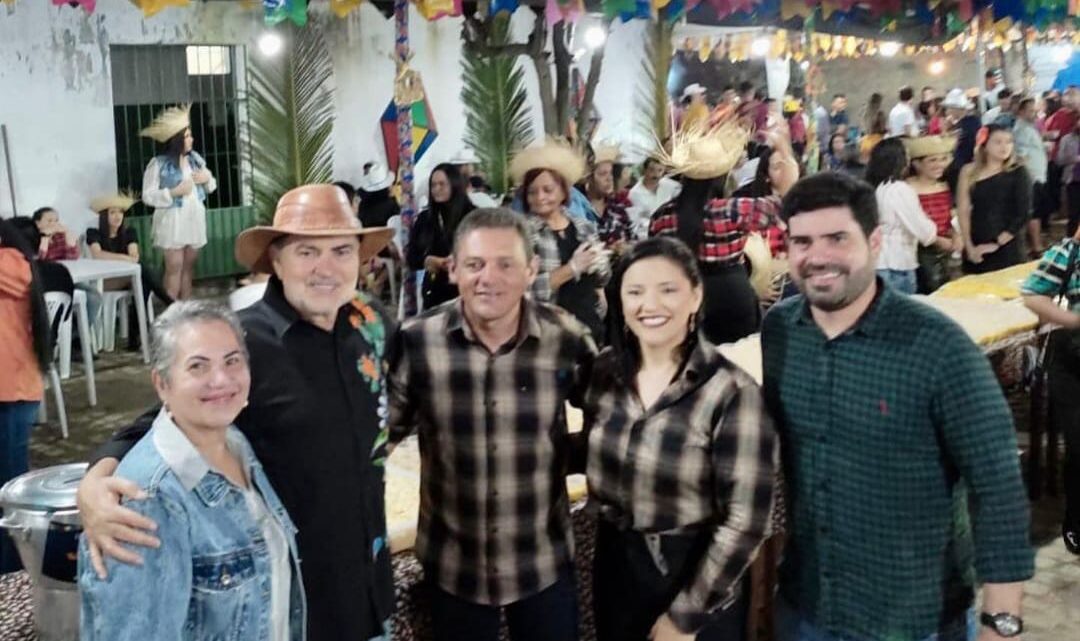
[{"x1": 761, "y1": 172, "x2": 1034, "y2": 641}]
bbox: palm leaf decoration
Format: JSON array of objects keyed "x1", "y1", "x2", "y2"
[
  {"x1": 461, "y1": 13, "x2": 535, "y2": 196},
  {"x1": 635, "y1": 20, "x2": 674, "y2": 152},
  {"x1": 249, "y1": 23, "x2": 335, "y2": 225}
]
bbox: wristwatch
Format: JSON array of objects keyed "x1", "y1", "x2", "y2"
[{"x1": 980, "y1": 611, "x2": 1023, "y2": 637}]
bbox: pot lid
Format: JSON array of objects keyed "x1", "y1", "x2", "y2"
[{"x1": 0, "y1": 463, "x2": 87, "y2": 512}]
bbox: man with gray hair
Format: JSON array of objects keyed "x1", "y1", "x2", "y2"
[
  {"x1": 387, "y1": 208, "x2": 598, "y2": 641},
  {"x1": 76, "y1": 184, "x2": 397, "y2": 641}
]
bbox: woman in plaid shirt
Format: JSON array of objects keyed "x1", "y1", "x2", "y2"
[{"x1": 583, "y1": 237, "x2": 779, "y2": 641}]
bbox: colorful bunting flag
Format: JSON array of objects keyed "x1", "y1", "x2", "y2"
[
  {"x1": 329, "y1": 0, "x2": 363, "y2": 17},
  {"x1": 545, "y1": 0, "x2": 583, "y2": 25},
  {"x1": 264, "y1": 0, "x2": 307, "y2": 26},
  {"x1": 489, "y1": 0, "x2": 519, "y2": 15},
  {"x1": 53, "y1": 0, "x2": 96, "y2": 13},
  {"x1": 128, "y1": 0, "x2": 189, "y2": 17}
]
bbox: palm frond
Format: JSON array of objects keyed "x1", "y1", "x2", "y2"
[
  {"x1": 249, "y1": 23, "x2": 335, "y2": 225},
  {"x1": 461, "y1": 13, "x2": 535, "y2": 196},
  {"x1": 634, "y1": 20, "x2": 674, "y2": 154}
]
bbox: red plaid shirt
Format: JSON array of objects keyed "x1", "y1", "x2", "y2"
[
  {"x1": 38, "y1": 233, "x2": 80, "y2": 261},
  {"x1": 595, "y1": 196, "x2": 633, "y2": 250},
  {"x1": 648, "y1": 195, "x2": 783, "y2": 264}
]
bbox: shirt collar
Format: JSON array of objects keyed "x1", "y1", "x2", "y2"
[
  {"x1": 446, "y1": 297, "x2": 543, "y2": 348},
  {"x1": 790, "y1": 277, "x2": 892, "y2": 339},
  {"x1": 151, "y1": 409, "x2": 253, "y2": 493},
  {"x1": 261, "y1": 275, "x2": 356, "y2": 339}
]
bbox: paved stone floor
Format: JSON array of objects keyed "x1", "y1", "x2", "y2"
[{"x1": 3, "y1": 350, "x2": 1079, "y2": 640}]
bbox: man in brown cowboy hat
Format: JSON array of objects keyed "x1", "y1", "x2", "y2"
[{"x1": 76, "y1": 184, "x2": 397, "y2": 641}]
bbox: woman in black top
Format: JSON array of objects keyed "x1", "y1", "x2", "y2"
[
  {"x1": 87, "y1": 194, "x2": 173, "y2": 343},
  {"x1": 406, "y1": 163, "x2": 474, "y2": 308},
  {"x1": 583, "y1": 237, "x2": 777, "y2": 641},
  {"x1": 957, "y1": 124, "x2": 1032, "y2": 274}
]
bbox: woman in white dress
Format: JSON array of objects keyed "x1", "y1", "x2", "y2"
[{"x1": 140, "y1": 105, "x2": 217, "y2": 300}]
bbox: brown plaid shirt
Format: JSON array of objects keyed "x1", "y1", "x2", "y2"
[
  {"x1": 583, "y1": 340, "x2": 779, "y2": 632},
  {"x1": 387, "y1": 298, "x2": 598, "y2": 605}
]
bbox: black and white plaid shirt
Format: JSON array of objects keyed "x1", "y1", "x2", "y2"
[
  {"x1": 388, "y1": 298, "x2": 598, "y2": 605},
  {"x1": 583, "y1": 340, "x2": 779, "y2": 632}
]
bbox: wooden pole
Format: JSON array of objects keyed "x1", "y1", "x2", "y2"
[{"x1": 1, "y1": 124, "x2": 17, "y2": 217}]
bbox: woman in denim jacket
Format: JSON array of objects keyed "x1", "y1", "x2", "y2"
[{"x1": 79, "y1": 301, "x2": 305, "y2": 641}]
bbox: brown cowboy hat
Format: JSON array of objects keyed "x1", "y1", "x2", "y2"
[{"x1": 235, "y1": 184, "x2": 394, "y2": 274}]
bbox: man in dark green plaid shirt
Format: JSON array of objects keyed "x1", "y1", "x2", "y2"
[{"x1": 763, "y1": 173, "x2": 1034, "y2": 641}]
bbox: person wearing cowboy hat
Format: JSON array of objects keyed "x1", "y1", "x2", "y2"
[
  {"x1": 904, "y1": 136, "x2": 962, "y2": 293},
  {"x1": 87, "y1": 192, "x2": 173, "y2": 348},
  {"x1": 356, "y1": 162, "x2": 401, "y2": 229},
  {"x1": 680, "y1": 83, "x2": 710, "y2": 132},
  {"x1": 76, "y1": 184, "x2": 398, "y2": 641},
  {"x1": 139, "y1": 105, "x2": 217, "y2": 302},
  {"x1": 940, "y1": 88, "x2": 982, "y2": 192},
  {"x1": 449, "y1": 148, "x2": 500, "y2": 208}
]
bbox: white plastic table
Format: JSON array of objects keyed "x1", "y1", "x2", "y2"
[{"x1": 57, "y1": 260, "x2": 150, "y2": 406}]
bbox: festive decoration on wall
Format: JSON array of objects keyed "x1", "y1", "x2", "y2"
[
  {"x1": 329, "y1": 0, "x2": 363, "y2": 18},
  {"x1": 54, "y1": 0, "x2": 95, "y2": 13},
  {"x1": 128, "y1": 0, "x2": 189, "y2": 18},
  {"x1": 380, "y1": 99, "x2": 438, "y2": 173},
  {"x1": 415, "y1": 0, "x2": 461, "y2": 20}
]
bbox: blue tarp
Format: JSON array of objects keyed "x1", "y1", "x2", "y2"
[{"x1": 1053, "y1": 52, "x2": 1080, "y2": 91}]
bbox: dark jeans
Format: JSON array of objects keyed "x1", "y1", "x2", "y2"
[
  {"x1": 427, "y1": 571, "x2": 579, "y2": 641},
  {"x1": 1, "y1": 401, "x2": 39, "y2": 574},
  {"x1": 593, "y1": 520, "x2": 748, "y2": 641},
  {"x1": 1047, "y1": 329, "x2": 1080, "y2": 527},
  {"x1": 917, "y1": 246, "x2": 951, "y2": 294}
]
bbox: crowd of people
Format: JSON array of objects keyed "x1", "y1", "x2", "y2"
[{"x1": 1, "y1": 79, "x2": 1078, "y2": 641}]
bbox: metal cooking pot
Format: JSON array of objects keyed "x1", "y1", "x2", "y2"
[{"x1": 0, "y1": 463, "x2": 87, "y2": 641}]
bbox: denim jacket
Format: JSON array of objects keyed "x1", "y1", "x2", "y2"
[
  {"x1": 79, "y1": 410, "x2": 306, "y2": 641},
  {"x1": 157, "y1": 150, "x2": 209, "y2": 208}
]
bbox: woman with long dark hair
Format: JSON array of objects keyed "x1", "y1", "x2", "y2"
[
  {"x1": 140, "y1": 106, "x2": 217, "y2": 300},
  {"x1": 957, "y1": 123, "x2": 1032, "y2": 274},
  {"x1": 407, "y1": 163, "x2": 475, "y2": 308},
  {"x1": 865, "y1": 138, "x2": 938, "y2": 294},
  {"x1": 650, "y1": 123, "x2": 795, "y2": 344},
  {"x1": 584, "y1": 236, "x2": 778, "y2": 641},
  {"x1": 0, "y1": 217, "x2": 51, "y2": 574},
  {"x1": 906, "y1": 136, "x2": 961, "y2": 293}
]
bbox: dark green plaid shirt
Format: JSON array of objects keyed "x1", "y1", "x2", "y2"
[{"x1": 762, "y1": 283, "x2": 1034, "y2": 641}]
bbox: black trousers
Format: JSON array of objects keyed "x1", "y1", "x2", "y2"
[
  {"x1": 592, "y1": 520, "x2": 748, "y2": 641},
  {"x1": 1047, "y1": 330, "x2": 1080, "y2": 526},
  {"x1": 1067, "y1": 182, "x2": 1080, "y2": 239}
]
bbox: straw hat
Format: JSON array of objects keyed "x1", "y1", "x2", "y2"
[
  {"x1": 591, "y1": 143, "x2": 622, "y2": 166},
  {"x1": 139, "y1": 105, "x2": 191, "y2": 143},
  {"x1": 656, "y1": 118, "x2": 750, "y2": 180},
  {"x1": 235, "y1": 184, "x2": 394, "y2": 274},
  {"x1": 904, "y1": 135, "x2": 957, "y2": 159},
  {"x1": 509, "y1": 138, "x2": 587, "y2": 186},
  {"x1": 90, "y1": 190, "x2": 138, "y2": 214}
]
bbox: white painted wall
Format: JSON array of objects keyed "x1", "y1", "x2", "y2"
[{"x1": 0, "y1": 0, "x2": 659, "y2": 230}]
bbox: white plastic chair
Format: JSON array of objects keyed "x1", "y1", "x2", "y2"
[
  {"x1": 228, "y1": 282, "x2": 268, "y2": 311},
  {"x1": 57, "y1": 289, "x2": 97, "y2": 406},
  {"x1": 98, "y1": 290, "x2": 134, "y2": 352},
  {"x1": 41, "y1": 292, "x2": 71, "y2": 438}
]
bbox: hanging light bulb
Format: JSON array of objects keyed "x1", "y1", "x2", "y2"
[
  {"x1": 584, "y1": 26, "x2": 606, "y2": 49},
  {"x1": 751, "y1": 36, "x2": 772, "y2": 58},
  {"x1": 879, "y1": 42, "x2": 901, "y2": 57},
  {"x1": 928, "y1": 58, "x2": 946, "y2": 75},
  {"x1": 258, "y1": 32, "x2": 283, "y2": 57}
]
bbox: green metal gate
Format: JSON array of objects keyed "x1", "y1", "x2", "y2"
[
  {"x1": 127, "y1": 206, "x2": 255, "y2": 280},
  {"x1": 110, "y1": 45, "x2": 254, "y2": 279}
]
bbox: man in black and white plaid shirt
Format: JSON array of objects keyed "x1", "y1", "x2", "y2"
[{"x1": 388, "y1": 208, "x2": 597, "y2": 641}]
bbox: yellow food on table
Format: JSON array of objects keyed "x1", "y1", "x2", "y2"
[
  {"x1": 914, "y1": 296, "x2": 1037, "y2": 346},
  {"x1": 931, "y1": 261, "x2": 1038, "y2": 300}
]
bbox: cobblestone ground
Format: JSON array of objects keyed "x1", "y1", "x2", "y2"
[{"x1": 3, "y1": 351, "x2": 1078, "y2": 641}]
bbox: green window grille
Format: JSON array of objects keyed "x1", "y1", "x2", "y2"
[{"x1": 110, "y1": 44, "x2": 253, "y2": 279}]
